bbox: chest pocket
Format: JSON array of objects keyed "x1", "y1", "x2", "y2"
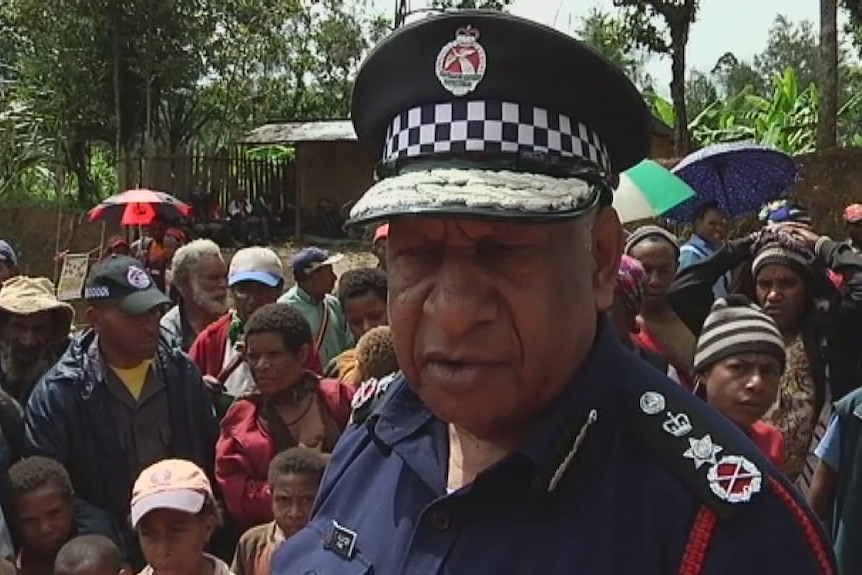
[{"x1": 272, "y1": 519, "x2": 373, "y2": 575}]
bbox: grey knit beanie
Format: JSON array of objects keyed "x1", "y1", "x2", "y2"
[{"x1": 693, "y1": 295, "x2": 785, "y2": 373}]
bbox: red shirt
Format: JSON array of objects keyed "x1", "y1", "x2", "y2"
[{"x1": 748, "y1": 420, "x2": 785, "y2": 468}]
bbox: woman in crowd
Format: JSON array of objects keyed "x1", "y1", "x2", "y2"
[
  {"x1": 610, "y1": 255, "x2": 680, "y2": 383},
  {"x1": 624, "y1": 226, "x2": 696, "y2": 388},
  {"x1": 214, "y1": 303, "x2": 353, "y2": 530},
  {"x1": 692, "y1": 295, "x2": 786, "y2": 467},
  {"x1": 669, "y1": 224, "x2": 862, "y2": 490}
]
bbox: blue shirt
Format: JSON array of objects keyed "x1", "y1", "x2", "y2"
[
  {"x1": 815, "y1": 414, "x2": 841, "y2": 470},
  {"x1": 272, "y1": 323, "x2": 835, "y2": 574},
  {"x1": 679, "y1": 235, "x2": 730, "y2": 298}
]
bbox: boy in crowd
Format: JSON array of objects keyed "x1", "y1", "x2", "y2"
[
  {"x1": 9, "y1": 456, "x2": 77, "y2": 575},
  {"x1": 54, "y1": 535, "x2": 129, "y2": 575},
  {"x1": 231, "y1": 448, "x2": 326, "y2": 575},
  {"x1": 326, "y1": 268, "x2": 388, "y2": 382},
  {"x1": 692, "y1": 296, "x2": 786, "y2": 468},
  {"x1": 131, "y1": 459, "x2": 233, "y2": 575}
]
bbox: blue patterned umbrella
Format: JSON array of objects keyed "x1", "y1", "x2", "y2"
[{"x1": 665, "y1": 142, "x2": 797, "y2": 222}]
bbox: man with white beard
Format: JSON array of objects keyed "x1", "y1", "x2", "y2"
[{"x1": 160, "y1": 239, "x2": 229, "y2": 351}]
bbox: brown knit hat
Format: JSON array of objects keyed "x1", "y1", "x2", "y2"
[{"x1": 0, "y1": 276, "x2": 74, "y2": 336}]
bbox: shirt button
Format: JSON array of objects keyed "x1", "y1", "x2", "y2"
[{"x1": 429, "y1": 509, "x2": 451, "y2": 531}]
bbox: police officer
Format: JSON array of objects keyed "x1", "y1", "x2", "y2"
[{"x1": 272, "y1": 11, "x2": 836, "y2": 575}]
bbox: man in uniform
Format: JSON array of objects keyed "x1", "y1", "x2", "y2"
[{"x1": 272, "y1": 12, "x2": 836, "y2": 575}]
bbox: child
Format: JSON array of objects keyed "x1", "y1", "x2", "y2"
[
  {"x1": 692, "y1": 296, "x2": 786, "y2": 467},
  {"x1": 231, "y1": 448, "x2": 326, "y2": 575},
  {"x1": 131, "y1": 459, "x2": 233, "y2": 575},
  {"x1": 9, "y1": 456, "x2": 77, "y2": 575},
  {"x1": 355, "y1": 326, "x2": 399, "y2": 384},
  {"x1": 54, "y1": 535, "x2": 129, "y2": 575},
  {"x1": 326, "y1": 268, "x2": 388, "y2": 383}
]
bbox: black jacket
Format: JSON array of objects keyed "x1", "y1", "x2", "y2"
[
  {"x1": 22, "y1": 329, "x2": 218, "y2": 557},
  {"x1": 668, "y1": 237, "x2": 862, "y2": 417}
]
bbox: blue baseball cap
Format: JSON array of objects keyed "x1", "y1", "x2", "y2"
[
  {"x1": 228, "y1": 247, "x2": 284, "y2": 287},
  {"x1": 291, "y1": 247, "x2": 343, "y2": 277},
  {"x1": 0, "y1": 241, "x2": 17, "y2": 266}
]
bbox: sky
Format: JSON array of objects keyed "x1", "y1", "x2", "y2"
[{"x1": 372, "y1": 0, "x2": 838, "y2": 95}]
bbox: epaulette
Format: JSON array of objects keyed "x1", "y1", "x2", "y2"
[
  {"x1": 627, "y1": 386, "x2": 766, "y2": 520},
  {"x1": 349, "y1": 371, "x2": 401, "y2": 425}
]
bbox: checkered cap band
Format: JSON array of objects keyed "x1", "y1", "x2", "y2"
[{"x1": 382, "y1": 100, "x2": 611, "y2": 172}]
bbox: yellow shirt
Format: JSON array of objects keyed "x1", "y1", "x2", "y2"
[{"x1": 109, "y1": 360, "x2": 152, "y2": 400}]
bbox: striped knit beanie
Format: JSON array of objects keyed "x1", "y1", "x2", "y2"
[
  {"x1": 693, "y1": 295, "x2": 786, "y2": 373},
  {"x1": 624, "y1": 225, "x2": 680, "y2": 257},
  {"x1": 751, "y1": 230, "x2": 815, "y2": 282}
]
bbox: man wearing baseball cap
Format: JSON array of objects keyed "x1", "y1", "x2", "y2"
[
  {"x1": 190, "y1": 247, "x2": 322, "y2": 404},
  {"x1": 844, "y1": 203, "x2": 862, "y2": 253},
  {"x1": 24, "y1": 256, "x2": 218, "y2": 565},
  {"x1": 279, "y1": 247, "x2": 351, "y2": 366},
  {"x1": 0, "y1": 241, "x2": 18, "y2": 286},
  {"x1": 272, "y1": 11, "x2": 834, "y2": 575}
]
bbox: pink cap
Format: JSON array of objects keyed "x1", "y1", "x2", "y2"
[
  {"x1": 844, "y1": 204, "x2": 862, "y2": 223},
  {"x1": 130, "y1": 459, "x2": 213, "y2": 527},
  {"x1": 373, "y1": 224, "x2": 389, "y2": 243}
]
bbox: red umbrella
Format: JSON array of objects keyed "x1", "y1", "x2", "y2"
[{"x1": 88, "y1": 188, "x2": 191, "y2": 226}]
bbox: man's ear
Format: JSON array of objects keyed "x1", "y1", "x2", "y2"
[
  {"x1": 592, "y1": 207, "x2": 624, "y2": 312},
  {"x1": 85, "y1": 306, "x2": 101, "y2": 333}
]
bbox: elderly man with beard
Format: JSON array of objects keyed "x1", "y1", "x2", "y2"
[
  {"x1": 272, "y1": 12, "x2": 835, "y2": 575},
  {"x1": 23, "y1": 256, "x2": 218, "y2": 567},
  {"x1": 0, "y1": 276, "x2": 73, "y2": 404},
  {"x1": 160, "y1": 239, "x2": 229, "y2": 351}
]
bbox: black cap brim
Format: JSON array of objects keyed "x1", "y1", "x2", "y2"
[{"x1": 117, "y1": 288, "x2": 172, "y2": 315}]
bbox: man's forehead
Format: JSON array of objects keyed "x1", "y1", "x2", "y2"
[
  {"x1": 388, "y1": 217, "x2": 581, "y2": 242},
  {"x1": 7, "y1": 310, "x2": 56, "y2": 328}
]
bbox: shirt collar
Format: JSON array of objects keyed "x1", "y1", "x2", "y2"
[
  {"x1": 367, "y1": 317, "x2": 622, "y2": 479},
  {"x1": 690, "y1": 234, "x2": 716, "y2": 252}
]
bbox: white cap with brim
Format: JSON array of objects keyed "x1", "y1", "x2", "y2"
[
  {"x1": 228, "y1": 270, "x2": 283, "y2": 288},
  {"x1": 130, "y1": 489, "x2": 206, "y2": 528}
]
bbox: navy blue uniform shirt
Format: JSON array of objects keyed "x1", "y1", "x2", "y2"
[{"x1": 272, "y1": 323, "x2": 835, "y2": 574}]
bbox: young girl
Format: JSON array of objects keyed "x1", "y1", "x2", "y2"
[{"x1": 131, "y1": 459, "x2": 234, "y2": 575}]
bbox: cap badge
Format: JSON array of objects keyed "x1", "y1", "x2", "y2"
[
  {"x1": 435, "y1": 26, "x2": 486, "y2": 96},
  {"x1": 127, "y1": 266, "x2": 151, "y2": 289},
  {"x1": 706, "y1": 455, "x2": 762, "y2": 503},
  {"x1": 150, "y1": 469, "x2": 173, "y2": 485}
]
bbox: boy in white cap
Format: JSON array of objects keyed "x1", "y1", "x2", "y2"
[{"x1": 131, "y1": 459, "x2": 233, "y2": 575}]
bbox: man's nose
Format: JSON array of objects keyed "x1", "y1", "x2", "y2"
[
  {"x1": 19, "y1": 329, "x2": 39, "y2": 347},
  {"x1": 423, "y1": 256, "x2": 497, "y2": 336}
]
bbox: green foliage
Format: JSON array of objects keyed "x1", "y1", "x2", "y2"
[
  {"x1": 648, "y1": 68, "x2": 862, "y2": 155},
  {"x1": 575, "y1": 8, "x2": 652, "y2": 89}
]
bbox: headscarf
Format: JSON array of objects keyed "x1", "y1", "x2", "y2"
[
  {"x1": 624, "y1": 225, "x2": 680, "y2": 257},
  {"x1": 616, "y1": 255, "x2": 646, "y2": 316}
]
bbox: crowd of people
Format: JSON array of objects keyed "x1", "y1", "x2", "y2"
[
  {"x1": 4, "y1": 10, "x2": 862, "y2": 575},
  {"x1": 0, "y1": 221, "x2": 394, "y2": 575}
]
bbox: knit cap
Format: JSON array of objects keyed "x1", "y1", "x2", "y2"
[
  {"x1": 693, "y1": 295, "x2": 785, "y2": 373},
  {"x1": 624, "y1": 225, "x2": 680, "y2": 256},
  {"x1": 751, "y1": 230, "x2": 815, "y2": 282}
]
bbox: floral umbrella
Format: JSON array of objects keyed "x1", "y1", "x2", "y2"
[
  {"x1": 666, "y1": 142, "x2": 798, "y2": 222},
  {"x1": 88, "y1": 188, "x2": 191, "y2": 226}
]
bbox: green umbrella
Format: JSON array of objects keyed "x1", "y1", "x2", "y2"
[{"x1": 613, "y1": 159, "x2": 695, "y2": 223}]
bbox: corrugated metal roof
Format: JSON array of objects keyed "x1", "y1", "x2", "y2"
[{"x1": 243, "y1": 121, "x2": 357, "y2": 144}]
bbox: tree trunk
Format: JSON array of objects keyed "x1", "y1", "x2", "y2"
[
  {"x1": 818, "y1": 0, "x2": 838, "y2": 149},
  {"x1": 112, "y1": 12, "x2": 124, "y2": 193},
  {"x1": 669, "y1": 26, "x2": 691, "y2": 155}
]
